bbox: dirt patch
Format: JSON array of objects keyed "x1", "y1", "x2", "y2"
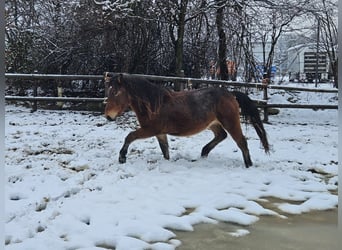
[{"x1": 175, "y1": 209, "x2": 338, "y2": 250}]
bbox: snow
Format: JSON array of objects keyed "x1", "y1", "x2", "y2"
[
  {"x1": 229, "y1": 229, "x2": 250, "y2": 237},
  {"x1": 5, "y1": 87, "x2": 338, "y2": 249}
]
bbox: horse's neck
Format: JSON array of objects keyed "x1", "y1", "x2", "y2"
[
  {"x1": 128, "y1": 97, "x2": 155, "y2": 120},
  {"x1": 170, "y1": 88, "x2": 206, "y2": 97}
]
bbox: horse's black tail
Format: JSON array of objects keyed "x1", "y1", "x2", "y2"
[{"x1": 232, "y1": 91, "x2": 270, "y2": 153}]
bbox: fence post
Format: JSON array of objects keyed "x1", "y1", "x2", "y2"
[
  {"x1": 104, "y1": 76, "x2": 108, "y2": 98},
  {"x1": 262, "y1": 80, "x2": 269, "y2": 122},
  {"x1": 31, "y1": 70, "x2": 38, "y2": 112},
  {"x1": 174, "y1": 70, "x2": 185, "y2": 91},
  {"x1": 31, "y1": 81, "x2": 38, "y2": 112},
  {"x1": 57, "y1": 80, "x2": 63, "y2": 108}
]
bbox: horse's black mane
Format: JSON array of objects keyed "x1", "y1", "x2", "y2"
[{"x1": 121, "y1": 74, "x2": 171, "y2": 114}]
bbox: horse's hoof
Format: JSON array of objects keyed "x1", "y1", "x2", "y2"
[
  {"x1": 119, "y1": 156, "x2": 126, "y2": 164},
  {"x1": 245, "y1": 161, "x2": 253, "y2": 168}
]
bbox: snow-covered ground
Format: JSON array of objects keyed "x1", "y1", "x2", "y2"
[{"x1": 5, "y1": 86, "x2": 338, "y2": 250}]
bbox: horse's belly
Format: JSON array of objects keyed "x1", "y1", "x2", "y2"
[
  {"x1": 166, "y1": 118, "x2": 219, "y2": 137},
  {"x1": 159, "y1": 104, "x2": 218, "y2": 136}
]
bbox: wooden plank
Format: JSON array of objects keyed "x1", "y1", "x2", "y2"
[
  {"x1": 267, "y1": 84, "x2": 338, "y2": 93},
  {"x1": 6, "y1": 96, "x2": 336, "y2": 110},
  {"x1": 111, "y1": 73, "x2": 264, "y2": 88},
  {"x1": 5, "y1": 73, "x2": 338, "y2": 93},
  {"x1": 5, "y1": 96, "x2": 105, "y2": 102},
  {"x1": 257, "y1": 103, "x2": 337, "y2": 109},
  {"x1": 5, "y1": 73, "x2": 103, "y2": 80},
  {"x1": 5, "y1": 73, "x2": 338, "y2": 111}
]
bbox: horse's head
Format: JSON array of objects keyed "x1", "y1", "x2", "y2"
[{"x1": 104, "y1": 73, "x2": 130, "y2": 121}]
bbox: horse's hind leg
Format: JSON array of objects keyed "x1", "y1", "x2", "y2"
[
  {"x1": 201, "y1": 123, "x2": 227, "y2": 157},
  {"x1": 220, "y1": 116, "x2": 252, "y2": 168},
  {"x1": 236, "y1": 135, "x2": 252, "y2": 168},
  {"x1": 227, "y1": 125, "x2": 252, "y2": 168},
  {"x1": 156, "y1": 134, "x2": 170, "y2": 160}
]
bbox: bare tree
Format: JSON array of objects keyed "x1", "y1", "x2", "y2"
[
  {"x1": 183, "y1": 6, "x2": 212, "y2": 78},
  {"x1": 317, "y1": 0, "x2": 338, "y2": 87},
  {"x1": 292, "y1": 0, "x2": 338, "y2": 86},
  {"x1": 247, "y1": 0, "x2": 310, "y2": 82},
  {"x1": 6, "y1": 0, "x2": 336, "y2": 89}
]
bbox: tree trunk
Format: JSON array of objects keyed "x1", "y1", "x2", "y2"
[
  {"x1": 216, "y1": 1, "x2": 228, "y2": 80},
  {"x1": 174, "y1": 0, "x2": 188, "y2": 91},
  {"x1": 332, "y1": 59, "x2": 338, "y2": 88}
]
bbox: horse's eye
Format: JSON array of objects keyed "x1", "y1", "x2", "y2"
[
  {"x1": 108, "y1": 86, "x2": 120, "y2": 97},
  {"x1": 107, "y1": 86, "x2": 115, "y2": 97}
]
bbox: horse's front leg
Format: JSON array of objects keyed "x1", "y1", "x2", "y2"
[
  {"x1": 201, "y1": 124, "x2": 227, "y2": 157},
  {"x1": 156, "y1": 134, "x2": 170, "y2": 160},
  {"x1": 119, "y1": 128, "x2": 155, "y2": 163}
]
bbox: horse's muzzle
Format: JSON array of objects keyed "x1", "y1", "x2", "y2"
[{"x1": 106, "y1": 115, "x2": 115, "y2": 122}]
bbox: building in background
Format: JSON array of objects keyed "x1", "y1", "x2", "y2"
[
  {"x1": 287, "y1": 43, "x2": 330, "y2": 82},
  {"x1": 251, "y1": 40, "x2": 286, "y2": 82}
]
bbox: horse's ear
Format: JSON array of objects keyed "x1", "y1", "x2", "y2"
[
  {"x1": 117, "y1": 73, "x2": 124, "y2": 85},
  {"x1": 104, "y1": 72, "x2": 112, "y2": 83}
]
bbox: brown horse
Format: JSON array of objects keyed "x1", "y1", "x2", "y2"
[{"x1": 104, "y1": 73, "x2": 269, "y2": 167}]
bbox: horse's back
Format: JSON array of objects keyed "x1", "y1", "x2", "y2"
[{"x1": 153, "y1": 87, "x2": 238, "y2": 136}]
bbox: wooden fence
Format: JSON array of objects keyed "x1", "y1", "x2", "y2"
[{"x1": 5, "y1": 73, "x2": 338, "y2": 122}]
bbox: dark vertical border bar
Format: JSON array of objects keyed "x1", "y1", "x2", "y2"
[
  {"x1": 338, "y1": 0, "x2": 342, "y2": 243},
  {"x1": 1, "y1": 0, "x2": 5, "y2": 247}
]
